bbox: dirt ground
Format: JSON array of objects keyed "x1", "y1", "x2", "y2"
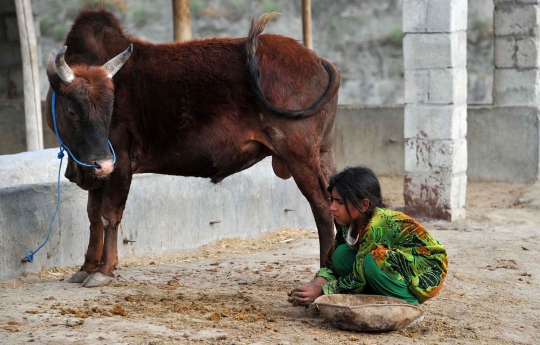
[{"x1": 1, "y1": 177, "x2": 539, "y2": 345}]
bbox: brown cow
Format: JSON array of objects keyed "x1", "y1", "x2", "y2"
[{"x1": 46, "y1": 9, "x2": 340, "y2": 287}]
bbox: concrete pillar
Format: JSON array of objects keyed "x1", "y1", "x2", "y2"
[
  {"x1": 493, "y1": 0, "x2": 540, "y2": 106},
  {"x1": 402, "y1": 0, "x2": 468, "y2": 221}
]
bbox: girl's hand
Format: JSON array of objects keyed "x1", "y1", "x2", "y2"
[{"x1": 287, "y1": 277, "x2": 327, "y2": 307}]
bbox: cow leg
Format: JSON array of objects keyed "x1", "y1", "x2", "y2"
[
  {"x1": 319, "y1": 149, "x2": 337, "y2": 188},
  {"x1": 69, "y1": 188, "x2": 104, "y2": 283},
  {"x1": 82, "y1": 171, "x2": 132, "y2": 288},
  {"x1": 287, "y1": 155, "x2": 335, "y2": 267}
]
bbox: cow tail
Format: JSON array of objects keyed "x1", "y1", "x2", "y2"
[{"x1": 246, "y1": 13, "x2": 340, "y2": 119}]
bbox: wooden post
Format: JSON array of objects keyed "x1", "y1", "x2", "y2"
[
  {"x1": 173, "y1": 0, "x2": 192, "y2": 42},
  {"x1": 302, "y1": 0, "x2": 312, "y2": 49},
  {"x1": 14, "y1": 0, "x2": 43, "y2": 151}
]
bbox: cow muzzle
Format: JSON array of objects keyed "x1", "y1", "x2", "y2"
[{"x1": 92, "y1": 159, "x2": 115, "y2": 177}]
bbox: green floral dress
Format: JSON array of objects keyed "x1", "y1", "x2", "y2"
[{"x1": 316, "y1": 207, "x2": 448, "y2": 304}]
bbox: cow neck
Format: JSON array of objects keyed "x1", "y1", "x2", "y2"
[{"x1": 51, "y1": 91, "x2": 117, "y2": 167}]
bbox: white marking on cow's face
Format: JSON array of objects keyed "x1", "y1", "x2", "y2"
[{"x1": 101, "y1": 216, "x2": 110, "y2": 227}]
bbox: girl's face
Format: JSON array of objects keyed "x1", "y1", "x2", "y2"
[{"x1": 329, "y1": 188, "x2": 362, "y2": 226}]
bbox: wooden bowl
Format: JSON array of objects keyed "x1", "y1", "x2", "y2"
[{"x1": 313, "y1": 294, "x2": 424, "y2": 332}]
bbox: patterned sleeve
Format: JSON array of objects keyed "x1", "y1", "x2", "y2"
[
  {"x1": 314, "y1": 223, "x2": 346, "y2": 287},
  {"x1": 315, "y1": 267, "x2": 336, "y2": 284},
  {"x1": 316, "y1": 227, "x2": 371, "y2": 295},
  {"x1": 320, "y1": 266, "x2": 368, "y2": 295}
]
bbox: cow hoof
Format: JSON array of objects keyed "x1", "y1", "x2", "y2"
[
  {"x1": 81, "y1": 272, "x2": 115, "y2": 288},
  {"x1": 69, "y1": 270, "x2": 91, "y2": 283}
]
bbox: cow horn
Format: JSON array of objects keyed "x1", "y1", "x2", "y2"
[
  {"x1": 102, "y1": 44, "x2": 133, "y2": 79},
  {"x1": 55, "y1": 46, "x2": 75, "y2": 83}
]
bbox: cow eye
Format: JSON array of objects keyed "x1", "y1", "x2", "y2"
[{"x1": 68, "y1": 108, "x2": 75, "y2": 117}]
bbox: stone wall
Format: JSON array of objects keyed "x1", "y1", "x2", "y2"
[
  {"x1": 493, "y1": 0, "x2": 540, "y2": 105},
  {"x1": 31, "y1": 0, "x2": 495, "y2": 105}
]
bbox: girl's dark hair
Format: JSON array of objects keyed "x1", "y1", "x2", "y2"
[{"x1": 327, "y1": 166, "x2": 386, "y2": 222}]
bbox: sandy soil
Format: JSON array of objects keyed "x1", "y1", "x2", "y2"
[{"x1": 1, "y1": 177, "x2": 539, "y2": 345}]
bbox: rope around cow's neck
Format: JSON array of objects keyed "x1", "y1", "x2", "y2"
[{"x1": 21, "y1": 92, "x2": 117, "y2": 263}]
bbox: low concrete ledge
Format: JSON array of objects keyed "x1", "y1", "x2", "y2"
[
  {"x1": 0, "y1": 158, "x2": 316, "y2": 281},
  {"x1": 0, "y1": 149, "x2": 67, "y2": 188}
]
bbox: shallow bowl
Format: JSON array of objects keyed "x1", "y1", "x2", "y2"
[{"x1": 313, "y1": 294, "x2": 423, "y2": 332}]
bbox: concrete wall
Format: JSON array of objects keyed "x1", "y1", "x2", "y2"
[
  {"x1": 468, "y1": 105, "x2": 540, "y2": 182},
  {"x1": 0, "y1": 157, "x2": 316, "y2": 281},
  {"x1": 337, "y1": 105, "x2": 540, "y2": 182},
  {"x1": 493, "y1": 1, "x2": 540, "y2": 106},
  {"x1": 0, "y1": 101, "x2": 57, "y2": 155},
  {"x1": 2, "y1": 104, "x2": 539, "y2": 182},
  {"x1": 334, "y1": 105, "x2": 405, "y2": 175},
  {"x1": 0, "y1": 101, "x2": 27, "y2": 152}
]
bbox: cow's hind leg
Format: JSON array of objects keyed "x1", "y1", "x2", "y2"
[
  {"x1": 319, "y1": 149, "x2": 337, "y2": 189},
  {"x1": 286, "y1": 154, "x2": 334, "y2": 267},
  {"x1": 69, "y1": 188, "x2": 104, "y2": 283}
]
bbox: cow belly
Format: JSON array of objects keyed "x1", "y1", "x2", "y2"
[{"x1": 147, "y1": 141, "x2": 269, "y2": 182}]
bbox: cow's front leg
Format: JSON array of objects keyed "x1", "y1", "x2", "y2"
[
  {"x1": 82, "y1": 168, "x2": 132, "y2": 288},
  {"x1": 69, "y1": 188, "x2": 104, "y2": 283}
]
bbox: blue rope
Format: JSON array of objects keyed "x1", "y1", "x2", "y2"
[
  {"x1": 22, "y1": 91, "x2": 116, "y2": 263},
  {"x1": 23, "y1": 155, "x2": 64, "y2": 263}
]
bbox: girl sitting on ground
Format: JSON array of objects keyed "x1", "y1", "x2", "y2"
[{"x1": 288, "y1": 166, "x2": 448, "y2": 306}]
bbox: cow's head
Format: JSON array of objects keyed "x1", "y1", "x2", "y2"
[{"x1": 46, "y1": 44, "x2": 132, "y2": 178}]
